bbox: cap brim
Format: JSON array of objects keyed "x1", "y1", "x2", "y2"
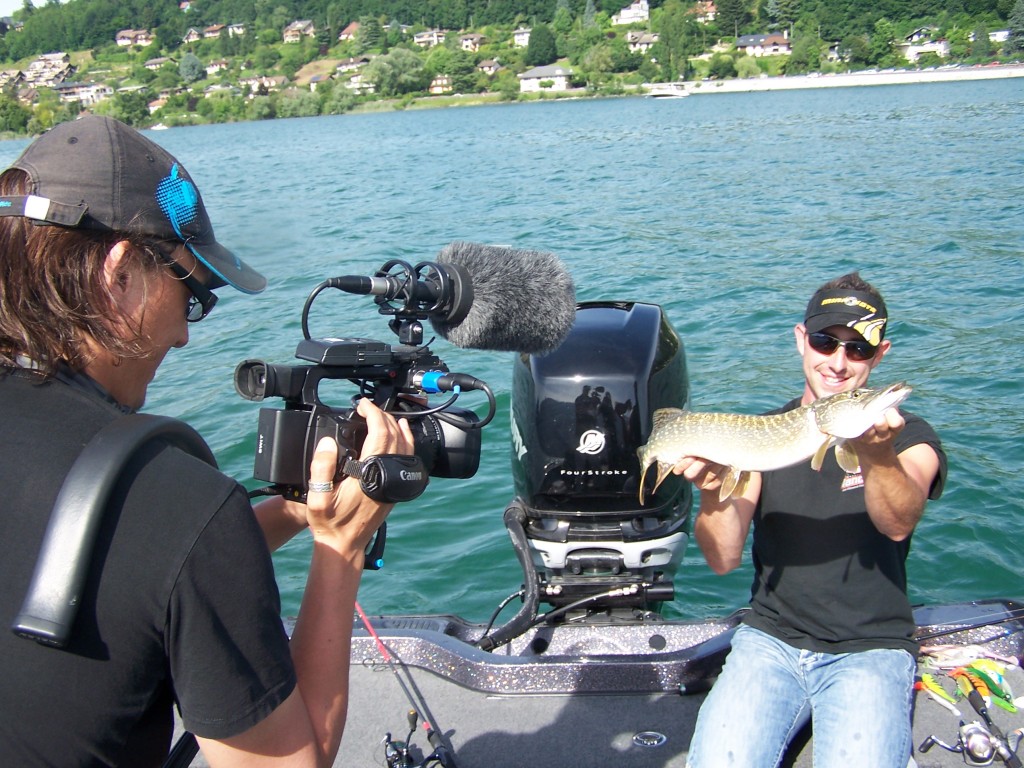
[
  {"x1": 804, "y1": 314, "x2": 880, "y2": 347},
  {"x1": 187, "y1": 240, "x2": 266, "y2": 294}
]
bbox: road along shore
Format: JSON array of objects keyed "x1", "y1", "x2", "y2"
[{"x1": 680, "y1": 64, "x2": 1024, "y2": 95}]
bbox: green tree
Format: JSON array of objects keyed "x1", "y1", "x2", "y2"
[
  {"x1": 525, "y1": 23, "x2": 558, "y2": 66},
  {"x1": 363, "y1": 48, "x2": 427, "y2": 96},
  {"x1": 580, "y1": 42, "x2": 614, "y2": 85},
  {"x1": 868, "y1": 18, "x2": 899, "y2": 66},
  {"x1": 716, "y1": 0, "x2": 749, "y2": 37},
  {"x1": 179, "y1": 52, "x2": 205, "y2": 83},
  {"x1": 0, "y1": 94, "x2": 31, "y2": 133},
  {"x1": 1009, "y1": 0, "x2": 1024, "y2": 54},
  {"x1": 708, "y1": 52, "x2": 738, "y2": 77},
  {"x1": 552, "y1": 0, "x2": 574, "y2": 36},
  {"x1": 654, "y1": 0, "x2": 702, "y2": 80},
  {"x1": 970, "y1": 24, "x2": 994, "y2": 59},
  {"x1": 735, "y1": 55, "x2": 761, "y2": 77},
  {"x1": 785, "y1": 30, "x2": 821, "y2": 72},
  {"x1": 110, "y1": 89, "x2": 151, "y2": 127},
  {"x1": 839, "y1": 34, "x2": 871, "y2": 66},
  {"x1": 358, "y1": 16, "x2": 385, "y2": 52}
]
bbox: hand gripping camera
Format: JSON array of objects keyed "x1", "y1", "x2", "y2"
[{"x1": 234, "y1": 258, "x2": 495, "y2": 525}]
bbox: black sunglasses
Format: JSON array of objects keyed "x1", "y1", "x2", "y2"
[
  {"x1": 153, "y1": 245, "x2": 218, "y2": 322},
  {"x1": 805, "y1": 331, "x2": 877, "y2": 362}
]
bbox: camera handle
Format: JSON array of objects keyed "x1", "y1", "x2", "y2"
[{"x1": 365, "y1": 522, "x2": 387, "y2": 570}]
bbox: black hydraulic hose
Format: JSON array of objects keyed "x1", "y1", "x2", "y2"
[{"x1": 475, "y1": 500, "x2": 539, "y2": 652}]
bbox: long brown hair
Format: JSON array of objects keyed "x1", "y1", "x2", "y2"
[{"x1": 0, "y1": 168, "x2": 161, "y2": 376}]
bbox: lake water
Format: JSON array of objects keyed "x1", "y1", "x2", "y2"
[{"x1": 3, "y1": 79, "x2": 1021, "y2": 622}]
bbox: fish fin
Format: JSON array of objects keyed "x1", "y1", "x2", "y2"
[
  {"x1": 810, "y1": 437, "x2": 833, "y2": 471},
  {"x1": 653, "y1": 461, "x2": 673, "y2": 497},
  {"x1": 717, "y1": 467, "x2": 744, "y2": 501},
  {"x1": 834, "y1": 440, "x2": 861, "y2": 473},
  {"x1": 639, "y1": 460, "x2": 672, "y2": 505},
  {"x1": 651, "y1": 408, "x2": 685, "y2": 431}
]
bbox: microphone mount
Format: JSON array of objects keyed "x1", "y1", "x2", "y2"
[{"x1": 327, "y1": 259, "x2": 473, "y2": 346}]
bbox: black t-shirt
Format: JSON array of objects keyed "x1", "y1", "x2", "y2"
[
  {"x1": 0, "y1": 368, "x2": 296, "y2": 767},
  {"x1": 743, "y1": 396, "x2": 947, "y2": 655}
]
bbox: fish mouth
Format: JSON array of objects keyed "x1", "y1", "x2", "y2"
[{"x1": 865, "y1": 381, "x2": 912, "y2": 411}]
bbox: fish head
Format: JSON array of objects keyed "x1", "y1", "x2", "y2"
[{"x1": 811, "y1": 382, "x2": 912, "y2": 439}]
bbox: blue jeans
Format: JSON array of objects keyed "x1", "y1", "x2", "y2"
[{"x1": 686, "y1": 625, "x2": 916, "y2": 768}]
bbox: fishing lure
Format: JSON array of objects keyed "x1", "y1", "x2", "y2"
[
  {"x1": 914, "y1": 680, "x2": 962, "y2": 717},
  {"x1": 920, "y1": 673, "x2": 959, "y2": 705},
  {"x1": 951, "y1": 667, "x2": 992, "y2": 705},
  {"x1": 966, "y1": 665, "x2": 1018, "y2": 714}
]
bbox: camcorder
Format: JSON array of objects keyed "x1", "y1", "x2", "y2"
[{"x1": 234, "y1": 258, "x2": 496, "y2": 565}]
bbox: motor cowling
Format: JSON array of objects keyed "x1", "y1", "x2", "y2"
[{"x1": 510, "y1": 301, "x2": 692, "y2": 611}]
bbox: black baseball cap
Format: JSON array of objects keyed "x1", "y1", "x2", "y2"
[
  {"x1": 804, "y1": 288, "x2": 888, "y2": 347},
  {"x1": 0, "y1": 115, "x2": 265, "y2": 294}
]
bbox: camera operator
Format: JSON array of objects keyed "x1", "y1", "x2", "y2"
[{"x1": 0, "y1": 116, "x2": 413, "y2": 767}]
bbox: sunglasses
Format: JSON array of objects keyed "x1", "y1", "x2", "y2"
[
  {"x1": 805, "y1": 331, "x2": 877, "y2": 362},
  {"x1": 154, "y1": 246, "x2": 218, "y2": 322}
]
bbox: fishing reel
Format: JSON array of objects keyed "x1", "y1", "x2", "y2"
[
  {"x1": 920, "y1": 721, "x2": 998, "y2": 766},
  {"x1": 380, "y1": 710, "x2": 456, "y2": 768}
]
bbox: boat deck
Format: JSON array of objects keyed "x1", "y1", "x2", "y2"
[{"x1": 173, "y1": 600, "x2": 1024, "y2": 767}]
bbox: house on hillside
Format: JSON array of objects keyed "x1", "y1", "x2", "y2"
[
  {"x1": 144, "y1": 57, "x2": 175, "y2": 71},
  {"x1": 344, "y1": 73, "x2": 375, "y2": 94},
  {"x1": 228, "y1": 24, "x2": 246, "y2": 37},
  {"x1": 429, "y1": 75, "x2": 453, "y2": 94},
  {"x1": 905, "y1": 27, "x2": 938, "y2": 43},
  {"x1": 513, "y1": 27, "x2": 531, "y2": 47},
  {"x1": 283, "y1": 20, "x2": 316, "y2": 43},
  {"x1": 52, "y1": 81, "x2": 113, "y2": 106},
  {"x1": 735, "y1": 32, "x2": 791, "y2": 56},
  {"x1": 203, "y1": 24, "x2": 226, "y2": 39},
  {"x1": 899, "y1": 38, "x2": 949, "y2": 61},
  {"x1": 626, "y1": 30, "x2": 659, "y2": 53},
  {"x1": 206, "y1": 59, "x2": 229, "y2": 76},
  {"x1": 338, "y1": 22, "x2": 360, "y2": 41},
  {"x1": 612, "y1": 0, "x2": 649, "y2": 26},
  {"x1": 336, "y1": 56, "x2": 371, "y2": 73},
  {"x1": 460, "y1": 33, "x2": 485, "y2": 52},
  {"x1": 414, "y1": 29, "x2": 446, "y2": 47},
  {"x1": 0, "y1": 70, "x2": 26, "y2": 90},
  {"x1": 115, "y1": 29, "x2": 154, "y2": 47},
  {"x1": 518, "y1": 65, "x2": 573, "y2": 92},
  {"x1": 692, "y1": 1, "x2": 716, "y2": 23},
  {"x1": 24, "y1": 53, "x2": 75, "y2": 87},
  {"x1": 182, "y1": 27, "x2": 202, "y2": 44},
  {"x1": 309, "y1": 73, "x2": 334, "y2": 91},
  {"x1": 477, "y1": 59, "x2": 501, "y2": 76}
]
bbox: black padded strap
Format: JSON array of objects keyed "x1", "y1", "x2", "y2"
[{"x1": 12, "y1": 414, "x2": 216, "y2": 648}]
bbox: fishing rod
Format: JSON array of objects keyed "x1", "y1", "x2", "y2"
[
  {"x1": 915, "y1": 607, "x2": 1024, "y2": 643},
  {"x1": 355, "y1": 602, "x2": 459, "y2": 768}
]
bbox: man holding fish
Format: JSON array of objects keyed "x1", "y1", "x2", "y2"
[{"x1": 671, "y1": 273, "x2": 947, "y2": 768}]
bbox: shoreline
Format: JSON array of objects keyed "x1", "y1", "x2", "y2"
[{"x1": 678, "y1": 63, "x2": 1024, "y2": 95}]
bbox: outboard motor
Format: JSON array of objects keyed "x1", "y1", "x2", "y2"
[{"x1": 509, "y1": 301, "x2": 691, "y2": 614}]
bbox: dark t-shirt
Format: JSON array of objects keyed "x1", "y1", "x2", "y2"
[
  {"x1": 0, "y1": 368, "x2": 296, "y2": 767},
  {"x1": 743, "y1": 396, "x2": 947, "y2": 655}
]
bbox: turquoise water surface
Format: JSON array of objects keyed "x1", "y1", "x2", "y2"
[{"x1": 3, "y1": 79, "x2": 1021, "y2": 622}]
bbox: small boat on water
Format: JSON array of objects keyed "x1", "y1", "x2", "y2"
[
  {"x1": 170, "y1": 299, "x2": 1023, "y2": 768},
  {"x1": 647, "y1": 83, "x2": 690, "y2": 98}
]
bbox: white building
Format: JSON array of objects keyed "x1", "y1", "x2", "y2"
[
  {"x1": 612, "y1": 0, "x2": 649, "y2": 26},
  {"x1": 518, "y1": 65, "x2": 573, "y2": 92}
]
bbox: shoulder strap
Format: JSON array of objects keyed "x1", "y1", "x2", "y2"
[{"x1": 12, "y1": 414, "x2": 217, "y2": 648}]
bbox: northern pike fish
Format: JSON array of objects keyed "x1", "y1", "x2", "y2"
[{"x1": 637, "y1": 382, "x2": 912, "y2": 504}]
